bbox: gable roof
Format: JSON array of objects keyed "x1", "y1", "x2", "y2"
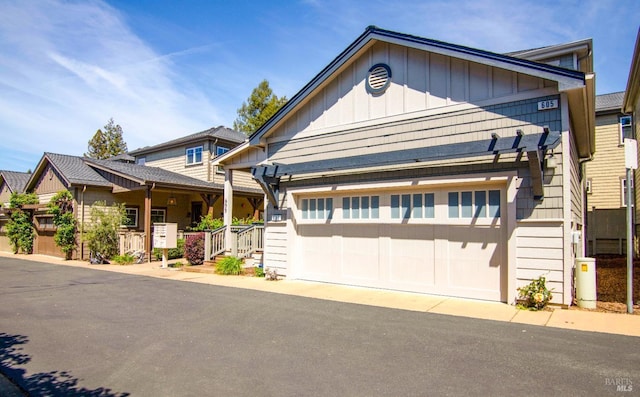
[
  {"x1": 129, "y1": 126, "x2": 246, "y2": 156},
  {"x1": 596, "y1": 92, "x2": 624, "y2": 114},
  {"x1": 29, "y1": 152, "x2": 113, "y2": 189},
  {"x1": 0, "y1": 170, "x2": 31, "y2": 193},
  {"x1": 248, "y1": 26, "x2": 589, "y2": 146}
]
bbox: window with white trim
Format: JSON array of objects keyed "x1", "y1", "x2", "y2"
[
  {"x1": 151, "y1": 208, "x2": 166, "y2": 224},
  {"x1": 186, "y1": 146, "x2": 203, "y2": 165},
  {"x1": 620, "y1": 115, "x2": 633, "y2": 144},
  {"x1": 343, "y1": 196, "x2": 379, "y2": 219},
  {"x1": 301, "y1": 198, "x2": 333, "y2": 220},
  {"x1": 391, "y1": 193, "x2": 434, "y2": 219},
  {"x1": 448, "y1": 190, "x2": 500, "y2": 218},
  {"x1": 123, "y1": 207, "x2": 139, "y2": 228},
  {"x1": 621, "y1": 177, "x2": 634, "y2": 207},
  {"x1": 216, "y1": 146, "x2": 229, "y2": 173},
  {"x1": 136, "y1": 157, "x2": 146, "y2": 165}
]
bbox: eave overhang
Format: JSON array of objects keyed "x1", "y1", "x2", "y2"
[{"x1": 248, "y1": 26, "x2": 587, "y2": 147}]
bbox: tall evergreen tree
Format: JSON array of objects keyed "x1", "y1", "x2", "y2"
[
  {"x1": 85, "y1": 118, "x2": 128, "y2": 159},
  {"x1": 233, "y1": 80, "x2": 287, "y2": 135}
]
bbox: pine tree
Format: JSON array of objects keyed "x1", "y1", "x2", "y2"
[
  {"x1": 233, "y1": 80, "x2": 287, "y2": 135},
  {"x1": 85, "y1": 118, "x2": 128, "y2": 159}
]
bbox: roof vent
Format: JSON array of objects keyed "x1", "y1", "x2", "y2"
[{"x1": 366, "y1": 63, "x2": 392, "y2": 94}]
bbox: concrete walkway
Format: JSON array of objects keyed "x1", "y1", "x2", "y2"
[{"x1": 2, "y1": 252, "x2": 639, "y2": 337}]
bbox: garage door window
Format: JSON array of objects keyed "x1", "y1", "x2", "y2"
[
  {"x1": 343, "y1": 196, "x2": 379, "y2": 219},
  {"x1": 393, "y1": 193, "x2": 434, "y2": 219},
  {"x1": 301, "y1": 198, "x2": 333, "y2": 220},
  {"x1": 449, "y1": 190, "x2": 500, "y2": 219}
]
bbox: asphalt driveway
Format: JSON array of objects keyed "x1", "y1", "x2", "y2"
[{"x1": 1, "y1": 257, "x2": 638, "y2": 396}]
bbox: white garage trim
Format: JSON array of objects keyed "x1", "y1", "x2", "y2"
[{"x1": 286, "y1": 171, "x2": 518, "y2": 302}]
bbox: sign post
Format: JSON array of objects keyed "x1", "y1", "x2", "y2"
[{"x1": 624, "y1": 139, "x2": 637, "y2": 314}]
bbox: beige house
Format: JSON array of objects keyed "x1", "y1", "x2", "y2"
[
  {"x1": 623, "y1": 28, "x2": 640, "y2": 242},
  {"x1": 1, "y1": 125, "x2": 264, "y2": 259},
  {"x1": 127, "y1": 126, "x2": 263, "y2": 222},
  {"x1": 585, "y1": 92, "x2": 630, "y2": 255},
  {"x1": 216, "y1": 27, "x2": 595, "y2": 305},
  {"x1": 0, "y1": 170, "x2": 31, "y2": 252}
]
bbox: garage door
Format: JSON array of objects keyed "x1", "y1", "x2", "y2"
[{"x1": 295, "y1": 187, "x2": 506, "y2": 301}]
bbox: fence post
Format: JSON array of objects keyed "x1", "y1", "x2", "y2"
[
  {"x1": 204, "y1": 231, "x2": 212, "y2": 261},
  {"x1": 231, "y1": 231, "x2": 238, "y2": 257}
]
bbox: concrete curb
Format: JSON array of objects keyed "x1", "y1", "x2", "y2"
[{"x1": 2, "y1": 252, "x2": 639, "y2": 337}]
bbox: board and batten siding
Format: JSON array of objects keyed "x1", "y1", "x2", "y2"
[
  {"x1": 516, "y1": 221, "x2": 565, "y2": 303},
  {"x1": 33, "y1": 164, "x2": 67, "y2": 201},
  {"x1": 0, "y1": 184, "x2": 12, "y2": 204},
  {"x1": 268, "y1": 41, "x2": 555, "y2": 145}
]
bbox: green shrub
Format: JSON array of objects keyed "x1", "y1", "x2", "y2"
[
  {"x1": 170, "y1": 261, "x2": 185, "y2": 268},
  {"x1": 517, "y1": 276, "x2": 553, "y2": 310},
  {"x1": 216, "y1": 256, "x2": 244, "y2": 275},
  {"x1": 112, "y1": 253, "x2": 135, "y2": 265},
  {"x1": 6, "y1": 192, "x2": 39, "y2": 254},
  {"x1": 48, "y1": 191, "x2": 77, "y2": 258},
  {"x1": 83, "y1": 201, "x2": 126, "y2": 259},
  {"x1": 153, "y1": 238, "x2": 185, "y2": 260},
  {"x1": 193, "y1": 214, "x2": 223, "y2": 231},
  {"x1": 184, "y1": 233, "x2": 205, "y2": 266},
  {"x1": 254, "y1": 266, "x2": 265, "y2": 277}
]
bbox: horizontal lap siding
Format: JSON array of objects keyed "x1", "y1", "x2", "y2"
[
  {"x1": 145, "y1": 146, "x2": 210, "y2": 182},
  {"x1": 587, "y1": 114, "x2": 625, "y2": 209},
  {"x1": 269, "y1": 97, "x2": 562, "y2": 166},
  {"x1": 263, "y1": 222, "x2": 288, "y2": 274},
  {"x1": 516, "y1": 221, "x2": 565, "y2": 303}
]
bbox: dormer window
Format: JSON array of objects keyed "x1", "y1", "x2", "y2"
[{"x1": 186, "y1": 146, "x2": 203, "y2": 165}]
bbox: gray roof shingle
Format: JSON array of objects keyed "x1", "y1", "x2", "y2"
[
  {"x1": 0, "y1": 170, "x2": 31, "y2": 193},
  {"x1": 596, "y1": 92, "x2": 624, "y2": 113},
  {"x1": 129, "y1": 126, "x2": 246, "y2": 155},
  {"x1": 45, "y1": 153, "x2": 112, "y2": 187}
]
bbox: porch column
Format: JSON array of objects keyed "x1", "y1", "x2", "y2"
[
  {"x1": 224, "y1": 168, "x2": 234, "y2": 254},
  {"x1": 144, "y1": 185, "x2": 152, "y2": 262}
]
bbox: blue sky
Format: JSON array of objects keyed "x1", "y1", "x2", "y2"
[{"x1": 0, "y1": 0, "x2": 638, "y2": 172}]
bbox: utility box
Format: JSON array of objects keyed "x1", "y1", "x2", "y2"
[
  {"x1": 153, "y1": 223, "x2": 177, "y2": 249},
  {"x1": 575, "y1": 257, "x2": 597, "y2": 309}
]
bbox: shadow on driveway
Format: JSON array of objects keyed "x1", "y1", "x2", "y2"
[{"x1": 0, "y1": 332, "x2": 129, "y2": 397}]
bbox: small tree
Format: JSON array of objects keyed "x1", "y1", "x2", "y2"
[
  {"x1": 83, "y1": 201, "x2": 126, "y2": 259},
  {"x1": 48, "y1": 190, "x2": 77, "y2": 259},
  {"x1": 6, "y1": 192, "x2": 39, "y2": 254},
  {"x1": 85, "y1": 118, "x2": 128, "y2": 159},
  {"x1": 233, "y1": 80, "x2": 287, "y2": 135}
]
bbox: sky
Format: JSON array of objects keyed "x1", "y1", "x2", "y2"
[{"x1": 0, "y1": 0, "x2": 638, "y2": 172}]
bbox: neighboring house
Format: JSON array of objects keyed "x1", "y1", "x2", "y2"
[
  {"x1": 623, "y1": 28, "x2": 640, "y2": 246},
  {"x1": 0, "y1": 170, "x2": 31, "y2": 252},
  {"x1": 127, "y1": 125, "x2": 262, "y2": 223},
  {"x1": 20, "y1": 151, "x2": 262, "y2": 259},
  {"x1": 215, "y1": 26, "x2": 595, "y2": 305},
  {"x1": 584, "y1": 92, "x2": 629, "y2": 255}
]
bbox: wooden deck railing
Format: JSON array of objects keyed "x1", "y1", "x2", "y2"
[
  {"x1": 232, "y1": 224, "x2": 264, "y2": 259},
  {"x1": 118, "y1": 231, "x2": 145, "y2": 255}
]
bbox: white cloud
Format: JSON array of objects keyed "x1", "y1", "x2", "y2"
[{"x1": 0, "y1": 0, "x2": 221, "y2": 171}]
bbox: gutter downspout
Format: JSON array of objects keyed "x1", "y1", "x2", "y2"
[{"x1": 80, "y1": 185, "x2": 86, "y2": 260}]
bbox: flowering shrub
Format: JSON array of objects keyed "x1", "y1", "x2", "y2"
[
  {"x1": 184, "y1": 232, "x2": 205, "y2": 266},
  {"x1": 517, "y1": 276, "x2": 553, "y2": 310}
]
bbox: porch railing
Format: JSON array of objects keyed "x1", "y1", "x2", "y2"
[
  {"x1": 118, "y1": 231, "x2": 145, "y2": 255},
  {"x1": 232, "y1": 224, "x2": 264, "y2": 259}
]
